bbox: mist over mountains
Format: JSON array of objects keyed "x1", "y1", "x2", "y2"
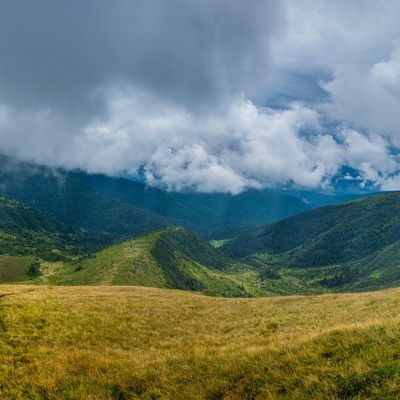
[{"x1": 0, "y1": 155, "x2": 372, "y2": 239}]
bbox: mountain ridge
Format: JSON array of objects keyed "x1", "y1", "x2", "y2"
[
  {"x1": 0, "y1": 155, "x2": 377, "y2": 239},
  {"x1": 223, "y1": 191, "x2": 400, "y2": 294},
  {"x1": 44, "y1": 226, "x2": 257, "y2": 297}
]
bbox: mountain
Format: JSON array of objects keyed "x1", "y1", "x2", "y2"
[
  {"x1": 0, "y1": 155, "x2": 377, "y2": 239},
  {"x1": 43, "y1": 226, "x2": 256, "y2": 297},
  {"x1": 69, "y1": 172, "x2": 311, "y2": 236},
  {"x1": 69, "y1": 171, "x2": 377, "y2": 236},
  {"x1": 1, "y1": 179, "x2": 400, "y2": 296},
  {"x1": 0, "y1": 193, "x2": 256, "y2": 295},
  {"x1": 223, "y1": 191, "x2": 400, "y2": 294},
  {"x1": 0, "y1": 156, "x2": 174, "y2": 240},
  {"x1": 2, "y1": 155, "x2": 397, "y2": 296},
  {"x1": 279, "y1": 188, "x2": 381, "y2": 209}
]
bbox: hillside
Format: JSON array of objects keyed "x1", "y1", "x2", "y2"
[
  {"x1": 0, "y1": 196, "x2": 262, "y2": 296},
  {"x1": 224, "y1": 191, "x2": 400, "y2": 294},
  {"x1": 2, "y1": 285, "x2": 400, "y2": 399},
  {"x1": 0, "y1": 195, "x2": 74, "y2": 282},
  {"x1": 0, "y1": 194, "x2": 71, "y2": 259},
  {"x1": 0, "y1": 155, "x2": 396, "y2": 296},
  {"x1": 0, "y1": 156, "x2": 175, "y2": 240},
  {"x1": 43, "y1": 226, "x2": 259, "y2": 297},
  {"x1": 0, "y1": 194, "x2": 146, "y2": 283},
  {"x1": 74, "y1": 172, "x2": 311, "y2": 236}
]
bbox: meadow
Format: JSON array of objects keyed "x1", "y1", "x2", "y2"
[{"x1": 1, "y1": 285, "x2": 400, "y2": 399}]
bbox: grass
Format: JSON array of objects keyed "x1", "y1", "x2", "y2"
[
  {"x1": 1, "y1": 285, "x2": 400, "y2": 398},
  {"x1": 0, "y1": 255, "x2": 36, "y2": 283}
]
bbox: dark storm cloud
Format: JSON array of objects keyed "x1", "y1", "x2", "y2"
[{"x1": 0, "y1": 0, "x2": 282, "y2": 117}]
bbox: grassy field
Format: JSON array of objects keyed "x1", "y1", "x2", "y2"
[{"x1": 1, "y1": 285, "x2": 400, "y2": 399}]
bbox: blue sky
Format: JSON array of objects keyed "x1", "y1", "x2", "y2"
[{"x1": 0, "y1": 0, "x2": 400, "y2": 193}]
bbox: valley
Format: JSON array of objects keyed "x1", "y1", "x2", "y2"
[{"x1": 0, "y1": 156, "x2": 397, "y2": 298}]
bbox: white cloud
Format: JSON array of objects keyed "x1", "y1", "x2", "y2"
[
  {"x1": 339, "y1": 128, "x2": 398, "y2": 182},
  {"x1": 77, "y1": 91, "x2": 347, "y2": 192},
  {"x1": 321, "y1": 58, "x2": 400, "y2": 144},
  {"x1": 1, "y1": 1, "x2": 400, "y2": 192}
]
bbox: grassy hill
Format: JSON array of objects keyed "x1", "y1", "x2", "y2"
[
  {"x1": 1, "y1": 285, "x2": 400, "y2": 399},
  {"x1": 42, "y1": 226, "x2": 261, "y2": 297},
  {"x1": 0, "y1": 193, "x2": 259, "y2": 295},
  {"x1": 224, "y1": 191, "x2": 400, "y2": 294}
]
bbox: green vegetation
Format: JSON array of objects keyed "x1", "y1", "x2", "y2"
[
  {"x1": 224, "y1": 191, "x2": 400, "y2": 295},
  {"x1": 2, "y1": 155, "x2": 400, "y2": 297},
  {"x1": 2, "y1": 155, "x2": 369, "y2": 239},
  {"x1": 210, "y1": 238, "x2": 232, "y2": 248},
  {"x1": 0, "y1": 194, "x2": 74, "y2": 260},
  {"x1": 41, "y1": 227, "x2": 263, "y2": 297},
  {"x1": 225, "y1": 191, "x2": 400, "y2": 261},
  {"x1": 0, "y1": 195, "x2": 115, "y2": 280},
  {"x1": 0, "y1": 156, "x2": 174, "y2": 240},
  {"x1": 1, "y1": 285, "x2": 400, "y2": 398}
]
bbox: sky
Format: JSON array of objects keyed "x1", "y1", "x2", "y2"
[{"x1": 1, "y1": 0, "x2": 400, "y2": 193}]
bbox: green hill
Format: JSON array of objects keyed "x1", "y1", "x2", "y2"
[
  {"x1": 0, "y1": 194, "x2": 65, "y2": 257},
  {"x1": 0, "y1": 195, "x2": 75, "y2": 282},
  {"x1": 0, "y1": 194, "x2": 259, "y2": 295},
  {"x1": 44, "y1": 226, "x2": 259, "y2": 297},
  {"x1": 0, "y1": 156, "x2": 175, "y2": 240},
  {"x1": 223, "y1": 191, "x2": 400, "y2": 294}
]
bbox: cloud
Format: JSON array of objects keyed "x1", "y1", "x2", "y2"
[
  {"x1": 0, "y1": 0, "x2": 283, "y2": 115},
  {"x1": 87, "y1": 92, "x2": 345, "y2": 193},
  {"x1": 271, "y1": 0, "x2": 400, "y2": 83},
  {"x1": 339, "y1": 128, "x2": 398, "y2": 182},
  {"x1": 321, "y1": 44, "x2": 400, "y2": 145},
  {"x1": 1, "y1": 1, "x2": 400, "y2": 192}
]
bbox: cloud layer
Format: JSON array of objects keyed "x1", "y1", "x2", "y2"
[{"x1": 1, "y1": 1, "x2": 400, "y2": 192}]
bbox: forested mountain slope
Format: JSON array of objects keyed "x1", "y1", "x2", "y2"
[
  {"x1": 0, "y1": 155, "x2": 372, "y2": 239},
  {"x1": 74, "y1": 172, "x2": 310, "y2": 236},
  {"x1": 223, "y1": 191, "x2": 400, "y2": 293},
  {"x1": 0, "y1": 156, "x2": 174, "y2": 239},
  {"x1": 0, "y1": 194, "x2": 67, "y2": 258},
  {"x1": 226, "y1": 191, "x2": 400, "y2": 264}
]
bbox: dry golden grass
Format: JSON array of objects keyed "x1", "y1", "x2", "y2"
[{"x1": 1, "y1": 285, "x2": 400, "y2": 398}]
